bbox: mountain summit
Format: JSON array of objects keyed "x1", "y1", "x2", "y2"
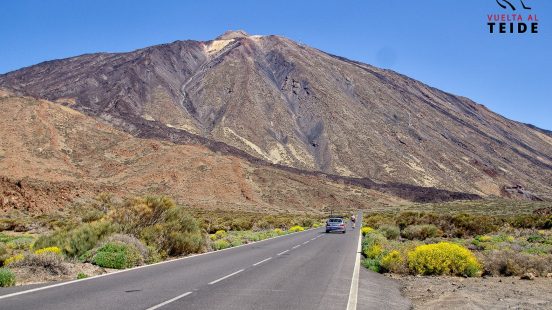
[{"x1": 1, "y1": 31, "x2": 550, "y2": 199}]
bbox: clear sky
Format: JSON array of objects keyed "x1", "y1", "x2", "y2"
[{"x1": 1, "y1": 0, "x2": 550, "y2": 129}]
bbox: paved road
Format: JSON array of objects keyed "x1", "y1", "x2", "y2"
[{"x1": 0, "y1": 213, "x2": 408, "y2": 310}]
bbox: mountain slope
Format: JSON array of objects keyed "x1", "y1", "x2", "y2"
[
  {"x1": 1, "y1": 91, "x2": 410, "y2": 213},
  {"x1": 1, "y1": 31, "x2": 551, "y2": 198}
]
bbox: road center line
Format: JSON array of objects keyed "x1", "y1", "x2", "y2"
[
  {"x1": 208, "y1": 269, "x2": 244, "y2": 285},
  {"x1": 292, "y1": 245, "x2": 301, "y2": 249},
  {"x1": 277, "y1": 250, "x2": 289, "y2": 256},
  {"x1": 145, "y1": 291, "x2": 192, "y2": 310},
  {"x1": 253, "y1": 257, "x2": 272, "y2": 266}
]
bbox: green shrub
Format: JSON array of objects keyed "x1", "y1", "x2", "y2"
[
  {"x1": 111, "y1": 196, "x2": 204, "y2": 256},
  {"x1": 362, "y1": 258, "x2": 381, "y2": 273},
  {"x1": 230, "y1": 218, "x2": 253, "y2": 231},
  {"x1": 363, "y1": 214, "x2": 395, "y2": 229},
  {"x1": 212, "y1": 239, "x2": 230, "y2": 251},
  {"x1": 401, "y1": 224, "x2": 442, "y2": 240},
  {"x1": 33, "y1": 221, "x2": 115, "y2": 258},
  {"x1": 0, "y1": 268, "x2": 15, "y2": 287},
  {"x1": 378, "y1": 225, "x2": 400, "y2": 240},
  {"x1": 7, "y1": 237, "x2": 33, "y2": 250},
  {"x1": 91, "y1": 242, "x2": 142, "y2": 269},
  {"x1": 407, "y1": 242, "x2": 481, "y2": 277},
  {"x1": 77, "y1": 272, "x2": 88, "y2": 279},
  {"x1": 289, "y1": 226, "x2": 305, "y2": 233}
]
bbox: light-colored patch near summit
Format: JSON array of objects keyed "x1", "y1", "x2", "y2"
[{"x1": 206, "y1": 39, "x2": 234, "y2": 55}]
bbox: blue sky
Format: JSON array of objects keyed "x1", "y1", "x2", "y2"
[{"x1": 1, "y1": 0, "x2": 550, "y2": 129}]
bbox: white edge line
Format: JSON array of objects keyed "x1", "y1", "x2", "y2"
[
  {"x1": 292, "y1": 245, "x2": 301, "y2": 249},
  {"x1": 145, "y1": 291, "x2": 192, "y2": 310},
  {"x1": 252, "y1": 257, "x2": 272, "y2": 266},
  {"x1": 346, "y1": 218, "x2": 362, "y2": 310},
  {"x1": 208, "y1": 269, "x2": 244, "y2": 285},
  {"x1": 277, "y1": 250, "x2": 289, "y2": 256},
  {"x1": 0, "y1": 227, "x2": 321, "y2": 301},
  {"x1": 302, "y1": 241, "x2": 309, "y2": 245}
]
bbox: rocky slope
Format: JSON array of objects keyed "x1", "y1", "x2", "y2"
[
  {"x1": 1, "y1": 92, "x2": 409, "y2": 214},
  {"x1": 1, "y1": 31, "x2": 550, "y2": 198}
]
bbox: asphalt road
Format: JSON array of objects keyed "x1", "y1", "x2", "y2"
[{"x1": 0, "y1": 213, "x2": 409, "y2": 310}]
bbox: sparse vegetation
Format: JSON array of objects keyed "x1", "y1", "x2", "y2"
[
  {"x1": 361, "y1": 207, "x2": 552, "y2": 278},
  {"x1": 91, "y1": 242, "x2": 142, "y2": 269},
  {"x1": 0, "y1": 268, "x2": 16, "y2": 287},
  {"x1": 77, "y1": 272, "x2": 88, "y2": 279}
]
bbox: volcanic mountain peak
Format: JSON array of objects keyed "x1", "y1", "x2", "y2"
[
  {"x1": 216, "y1": 30, "x2": 251, "y2": 40},
  {"x1": 0, "y1": 32, "x2": 550, "y2": 199}
]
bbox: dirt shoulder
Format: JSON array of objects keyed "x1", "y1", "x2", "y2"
[{"x1": 392, "y1": 274, "x2": 552, "y2": 309}]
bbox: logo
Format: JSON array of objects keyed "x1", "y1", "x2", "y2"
[{"x1": 487, "y1": 0, "x2": 539, "y2": 33}]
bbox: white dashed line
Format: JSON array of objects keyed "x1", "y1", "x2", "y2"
[
  {"x1": 292, "y1": 245, "x2": 301, "y2": 249},
  {"x1": 277, "y1": 250, "x2": 289, "y2": 256},
  {"x1": 302, "y1": 241, "x2": 309, "y2": 245},
  {"x1": 208, "y1": 269, "x2": 244, "y2": 285},
  {"x1": 253, "y1": 257, "x2": 272, "y2": 266},
  {"x1": 146, "y1": 291, "x2": 192, "y2": 310}
]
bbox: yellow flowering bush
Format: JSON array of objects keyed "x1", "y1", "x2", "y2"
[
  {"x1": 34, "y1": 246, "x2": 62, "y2": 256},
  {"x1": 407, "y1": 242, "x2": 481, "y2": 277},
  {"x1": 214, "y1": 230, "x2": 227, "y2": 240},
  {"x1": 361, "y1": 226, "x2": 374, "y2": 236},
  {"x1": 289, "y1": 226, "x2": 304, "y2": 233},
  {"x1": 4, "y1": 254, "x2": 24, "y2": 266},
  {"x1": 380, "y1": 250, "x2": 406, "y2": 273},
  {"x1": 273, "y1": 228, "x2": 285, "y2": 235}
]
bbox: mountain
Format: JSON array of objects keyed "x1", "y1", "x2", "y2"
[
  {"x1": 1, "y1": 91, "x2": 409, "y2": 213},
  {"x1": 1, "y1": 30, "x2": 551, "y2": 199}
]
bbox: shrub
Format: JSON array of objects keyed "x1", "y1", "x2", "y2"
[
  {"x1": 33, "y1": 221, "x2": 115, "y2": 258},
  {"x1": 362, "y1": 258, "x2": 381, "y2": 273},
  {"x1": 477, "y1": 250, "x2": 552, "y2": 276},
  {"x1": 401, "y1": 225, "x2": 442, "y2": 240},
  {"x1": 451, "y1": 214, "x2": 497, "y2": 237},
  {"x1": 407, "y1": 242, "x2": 481, "y2": 277},
  {"x1": 4, "y1": 253, "x2": 24, "y2": 266},
  {"x1": 77, "y1": 272, "x2": 88, "y2": 279},
  {"x1": 361, "y1": 226, "x2": 374, "y2": 236},
  {"x1": 363, "y1": 214, "x2": 395, "y2": 229},
  {"x1": 215, "y1": 230, "x2": 227, "y2": 239},
  {"x1": 289, "y1": 226, "x2": 305, "y2": 233},
  {"x1": 380, "y1": 250, "x2": 408, "y2": 273},
  {"x1": 0, "y1": 243, "x2": 8, "y2": 264},
  {"x1": 274, "y1": 228, "x2": 285, "y2": 235},
  {"x1": 91, "y1": 242, "x2": 142, "y2": 269},
  {"x1": 104, "y1": 234, "x2": 148, "y2": 262},
  {"x1": 111, "y1": 196, "x2": 204, "y2": 256},
  {"x1": 212, "y1": 239, "x2": 230, "y2": 251},
  {"x1": 475, "y1": 235, "x2": 492, "y2": 242},
  {"x1": 34, "y1": 246, "x2": 62, "y2": 256},
  {"x1": 378, "y1": 225, "x2": 400, "y2": 240},
  {"x1": 7, "y1": 237, "x2": 33, "y2": 250},
  {"x1": 230, "y1": 217, "x2": 253, "y2": 231},
  {"x1": 10, "y1": 253, "x2": 68, "y2": 275},
  {"x1": 362, "y1": 231, "x2": 388, "y2": 259},
  {"x1": 312, "y1": 223, "x2": 321, "y2": 228},
  {"x1": 0, "y1": 268, "x2": 15, "y2": 287}
]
